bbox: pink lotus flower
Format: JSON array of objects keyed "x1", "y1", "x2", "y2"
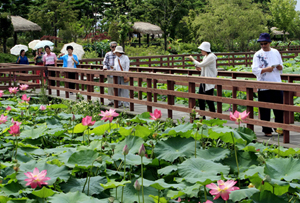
[
  {"x1": 19, "y1": 84, "x2": 29, "y2": 91},
  {"x1": 21, "y1": 94, "x2": 30, "y2": 102},
  {"x1": 0, "y1": 90, "x2": 3, "y2": 97},
  {"x1": 134, "y1": 180, "x2": 141, "y2": 191},
  {"x1": 6, "y1": 106, "x2": 11, "y2": 111},
  {"x1": 206, "y1": 180, "x2": 240, "y2": 201},
  {"x1": 39, "y1": 105, "x2": 46, "y2": 111},
  {"x1": 230, "y1": 110, "x2": 249, "y2": 125},
  {"x1": 24, "y1": 167, "x2": 51, "y2": 189},
  {"x1": 8, "y1": 123, "x2": 20, "y2": 136},
  {"x1": 82, "y1": 116, "x2": 96, "y2": 126},
  {"x1": 99, "y1": 109, "x2": 119, "y2": 123},
  {"x1": 150, "y1": 109, "x2": 162, "y2": 120},
  {"x1": 11, "y1": 118, "x2": 22, "y2": 126},
  {"x1": 0, "y1": 115, "x2": 8, "y2": 124},
  {"x1": 123, "y1": 145, "x2": 129, "y2": 155},
  {"x1": 9, "y1": 87, "x2": 18, "y2": 94}
]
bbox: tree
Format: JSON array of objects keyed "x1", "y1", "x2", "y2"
[
  {"x1": 0, "y1": 13, "x2": 14, "y2": 53},
  {"x1": 184, "y1": 0, "x2": 267, "y2": 51},
  {"x1": 268, "y1": 0, "x2": 297, "y2": 41},
  {"x1": 0, "y1": 0, "x2": 33, "y2": 18}
]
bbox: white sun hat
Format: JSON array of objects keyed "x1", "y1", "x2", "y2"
[
  {"x1": 198, "y1": 42, "x2": 211, "y2": 52},
  {"x1": 113, "y1": 46, "x2": 125, "y2": 54}
]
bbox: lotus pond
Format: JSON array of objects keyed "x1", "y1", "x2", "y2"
[{"x1": 1, "y1": 91, "x2": 300, "y2": 203}]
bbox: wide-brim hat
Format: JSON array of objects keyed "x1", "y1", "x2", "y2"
[
  {"x1": 113, "y1": 46, "x2": 125, "y2": 54},
  {"x1": 257, "y1": 33, "x2": 272, "y2": 42},
  {"x1": 198, "y1": 42, "x2": 211, "y2": 52}
]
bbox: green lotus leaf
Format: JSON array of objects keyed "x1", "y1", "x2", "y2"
[
  {"x1": 46, "y1": 118, "x2": 63, "y2": 129},
  {"x1": 251, "y1": 190, "x2": 286, "y2": 203},
  {"x1": 100, "y1": 178, "x2": 131, "y2": 189},
  {"x1": 161, "y1": 123, "x2": 193, "y2": 137},
  {"x1": 154, "y1": 137, "x2": 196, "y2": 162},
  {"x1": 118, "y1": 127, "x2": 132, "y2": 136},
  {"x1": 18, "y1": 147, "x2": 45, "y2": 156},
  {"x1": 49, "y1": 104, "x2": 68, "y2": 109},
  {"x1": 229, "y1": 188, "x2": 259, "y2": 202},
  {"x1": 57, "y1": 113, "x2": 83, "y2": 120},
  {"x1": 236, "y1": 127, "x2": 257, "y2": 143},
  {"x1": 265, "y1": 157, "x2": 300, "y2": 181},
  {"x1": 112, "y1": 153, "x2": 152, "y2": 165},
  {"x1": 90, "y1": 123, "x2": 117, "y2": 135},
  {"x1": 239, "y1": 166, "x2": 265, "y2": 179},
  {"x1": 47, "y1": 128, "x2": 66, "y2": 137},
  {"x1": 134, "y1": 125, "x2": 152, "y2": 138},
  {"x1": 130, "y1": 112, "x2": 153, "y2": 123},
  {"x1": 192, "y1": 127, "x2": 209, "y2": 139},
  {"x1": 55, "y1": 149, "x2": 77, "y2": 163},
  {"x1": 20, "y1": 126, "x2": 47, "y2": 139},
  {"x1": 112, "y1": 179, "x2": 157, "y2": 203},
  {"x1": 182, "y1": 182, "x2": 202, "y2": 197},
  {"x1": 1, "y1": 182, "x2": 24, "y2": 197},
  {"x1": 166, "y1": 190, "x2": 185, "y2": 199},
  {"x1": 31, "y1": 187, "x2": 55, "y2": 198},
  {"x1": 149, "y1": 195, "x2": 168, "y2": 203},
  {"x1": 202, "y1": 119, "x2": 227, "y2": 126},
  {"x1": 196, "y1": 147, "x2": 230, "y2": 161},
  {"x1": 114, "y1": 135, "x2": 144, "y2": 154},
  {"x1": 77, "y1": 140, "x2": 102, "y2": 151},
  {"x1": 264, "y1": 147, "x2": 297, "y2": 157},
  {"x1": 0, "y1": 196, "x2": 9, "y2": 203},
  {"x1": 17, "y1": 160, "x2": 70, "y2": 186},
  {"x1": 209, "y1": 126, "x2": 247, "y2": 144},
  {"x1": 61, "y1": 177, "x2": 106, "y2": 195},
  {"x1": 48, "y1": 191, "x2": 106, "y2": 203},
  {"x1": 243, "y1": 143, "x2": 267, "y2": 152},
  {"x1": 66, "y1": 150, "x2": 102, "y2": 168},
  {"x1": 1, "y1": 101, "x2": 17, "y2": 105},
  {"x1": 138, "y1": 178, "x2": 185, "y2": 190},
  {"x1": 223, "y1": 151, "x2": 259, "y2": 174},
  {"x1": 178, "y1": 157, "x2": 230, "y2": 184},
  {"x1": 158, "y1": 165, "x2": 178, "y2": 175},
  {"x1": 69, "y1": 123, "x2": 87, "y2": 134}
]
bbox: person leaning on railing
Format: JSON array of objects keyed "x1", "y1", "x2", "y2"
[
  {"x1": 57, "y1": 45, "x2": 79, "y2": 95},
  {"x1": 103, "y1": 41, "x2": 117, "y2": 106},
  {"x1": 252, "y1": 33, "x2": 283, "y2": 137},
  {"x1": 188, "y1": 42, "x2": 218, "y2": 119},
  {"x1": 113, "y1": 46, "x2": 130, "y2": 108}
]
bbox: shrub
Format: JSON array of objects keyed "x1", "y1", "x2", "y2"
[
  {"x1": 0, "y1": 53, "x2": 17, "y2": 63},
  {"x1": 108, "y1": 21, "x2": 120, "y2": 42}
]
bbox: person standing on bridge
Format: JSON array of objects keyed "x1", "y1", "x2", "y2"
[
  {"x1": 113, "y1": 46, "x2": 130, "y2": 108},
  {"x1": 43, "y1": 45, "x2": 57, "y2": 87},
  {"x1": 188, "y1": 42, "x2": 218, "y2": 119},
  {"x1": 103, "y1": 41, "x2": 118, "y2": 106},
  {"x1": 252, "y1": 33, "x2": 283, "y2": 137}
]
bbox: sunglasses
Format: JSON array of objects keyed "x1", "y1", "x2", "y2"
[
  {"x1": 111, "y1": 46, "x2": 116, "y2": 48},
  {"x1": 260, "y1": 42, "x2": 268, "y2": 46}
]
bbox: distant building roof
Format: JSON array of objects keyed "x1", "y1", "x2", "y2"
[
  {"x1": 132, "y1": 22, "x2": 164, "y2": 35},
  {"x1": 271, "y1": 27, "x2": 289, "y2": 35}
]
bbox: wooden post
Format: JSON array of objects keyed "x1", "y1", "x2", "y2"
[
  {"x1": 167, "y1": 80, "x2": 175, "y2": 118},
  {"x1": 246, "y1": 88, "x2": 254, "y2": 131},
  {"x1": 288, "y1": 76, "x2": 294, "y2": 124},
  {"x1": 153, "y1": 71, "x2": 158, "y2": 102},
  {"x1": 56, "y1": 71, "x2": 60, "y2": 97},
  {"x1": 75, "y1": 72, "x2": 79, "y2": 91},
  {"x1": 113, "y1": 76, "x2": 119, "y2": 108},
  {"x1": 130, "y1": 77, "x2": 134, "y2": 111},
  {"x1": 87, "y1": 74, "x2": 91, "y2": 101},
  {"x1": 147, "y1": 78, "x2": 152, "y2": 113},
  {"x1": 189, "y1": 82, "x2": 196, "y2": 123},
  {"x1": 138, "y1": 69, "x2": 142, "y2": 100},
  {"x1": 232, "y1": 73, "x2": 237, "y2": 112},
  {"x1": 81, "y1": 73, "x2": 85, "y2": 91},
  {"x1": 283, "y1": 91, "x2": 290, "y2": 143},
  {"x1": 65, "y1": 72, "x2": 69, "y2": 98},
  {"x1": 100, "y1": 74, "x2": 104, "y2": 105},
  {"x1": 217, "y1": 85, "x2": 222, "y2": 114}
]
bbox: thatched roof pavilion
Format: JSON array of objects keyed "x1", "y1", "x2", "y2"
[
  {"x1": 11, "y1": 16, "x2": 42, "y2": 45},
  {"x1": 130, "y1": 22, "x2": 164, "y2": 47},
  {"x1": 271, "y1": 27, "x2": 289, "y2": 35}
]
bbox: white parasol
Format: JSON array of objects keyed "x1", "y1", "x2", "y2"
[
  {"x1": 28, "y1": 40, "x2": 41, "y2": 50},
  {"x1": 60, "y1": 42, "x2": 85, "y2": 60},
  {"x1": 10, "y1": 44, "x2": 28, "y2": 56},
  {"x1": 34, "y1": 40, "x2": 54, "y2": 50}
]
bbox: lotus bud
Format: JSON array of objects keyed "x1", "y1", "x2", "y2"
[
  {"x1": 138, "y1": 144, "x2": 146, "y2": 157},
  {"x1": 276, "y1": 128, "x2": 283, "y2": 135},
  {"x1": 95, "y1": 156, "x2": 102, "y2": 163},
  {"x1": 134, "y1": 180, "x2": 141, "y2": 191},
  {"x1": 72, "y1": 114, "x2": 75, "y2": 121},
  {"x1": 102, "y1": 146, "x2": 105, "y2": 150},
  {"x1": 257, "y1": 154, "x2": 266, "y2": 164},
  {"x1": 123, "y1": 145, "x2": 129, "y2": 155},
  {"x1": 13, "y1": 163, "x2": 20, "y2": 172}
]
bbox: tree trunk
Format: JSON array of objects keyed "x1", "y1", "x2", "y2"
[
  {"x1": 14, "y1": 32, "x2": 17, "y2": 45},
  {"x1": 54, "y1": 11, "x2": 57, "y2": 47},
  {"x1": 3, "y1": 38, "x2": 7, "y2": 53},
  {"x1": 164, "y1": 35, "x2": 167, "y2": 51}
]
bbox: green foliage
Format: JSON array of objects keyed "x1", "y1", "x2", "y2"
[
  {"x1": 108, "y1": 21, "x2": 120, "y2": 42},
  {"x1": 0, "y1": 53, "x2": 17, "y2": 63},
  {"x1": 185, "y1": 0, "x2": 267, "y2": 51},
  {"x1": 0, "y1": 13, "x2": 14, "y2": 53},
  {"x1": 269, "y1": 0, "x2": 297, "y2": 41}
]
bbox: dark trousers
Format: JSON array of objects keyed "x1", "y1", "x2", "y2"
[
  {"x1": 198, "y1": 83, "x2": 215, "y2": 119},
  {"x1": 68, "y1": 72, "x2": 76, "y2": 89},
  {"x1": 45, "y1": 64, "x2": 55, "y2": 86},
  {"x1": 258, "y1": 90, "x2": 283, "y2": 134}
]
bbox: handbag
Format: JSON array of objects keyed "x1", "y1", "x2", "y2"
[{"x1": 118, "y1": 59, "x2": 130, "y2": 83}]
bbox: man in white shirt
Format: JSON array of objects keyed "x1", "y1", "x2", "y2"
[{"x1": 252, "y1": 33, "x2": 283, "y2": 137}]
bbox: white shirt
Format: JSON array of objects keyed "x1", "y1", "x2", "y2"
[
  {"x1": 67, "y1": 56, "x2": 74, "y2": 68},
  {"x1": 114, "y1": 54, "x2": 130, "y2": 72},
  {"x1": 252, "y1": 48, "x2": 283, "y2": 87},
  {"x1": 194, "y1": 53, "x2": 218, "y2": 91}
]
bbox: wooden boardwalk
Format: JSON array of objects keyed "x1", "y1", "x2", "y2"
[{"x1": 40, "y1": 89, "x2": 300, "y2": 149}]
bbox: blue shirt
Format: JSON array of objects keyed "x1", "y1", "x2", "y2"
[
  {"x1": 58, "y1": 54, "x2": 79, "y2": 68},
  {"x1": 17, "y1": 56, "x2": 29, "y2": 64}
]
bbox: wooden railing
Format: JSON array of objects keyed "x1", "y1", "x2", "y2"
[
  {"x1": 78, "y1": 50, "x2": 300, "y2": 69},
  {"x1": 43, "y1": 66, "x2": 300, "y2": 144}
]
